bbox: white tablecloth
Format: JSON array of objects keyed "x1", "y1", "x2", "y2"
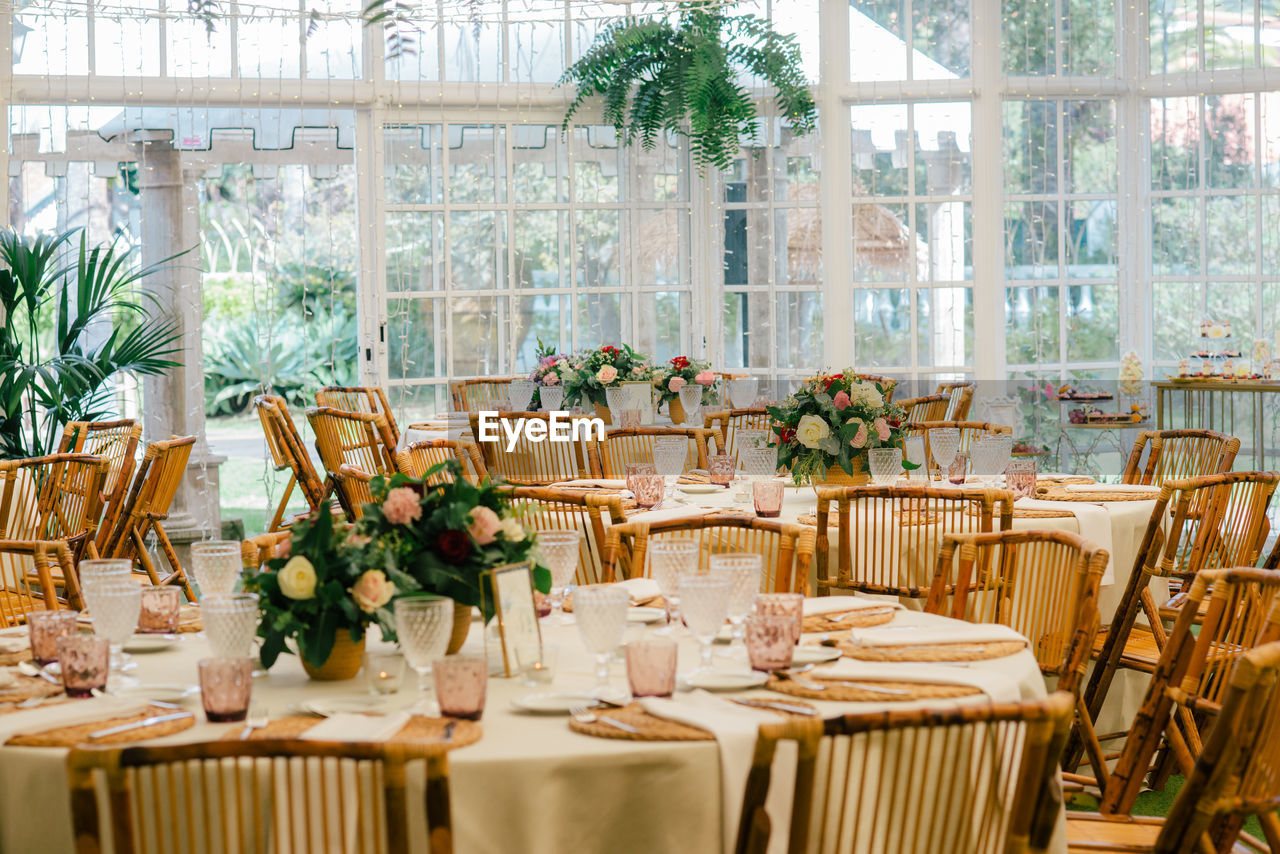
[{"x1": 0, "y1": 609, "x2": 1060, "y2": 854}]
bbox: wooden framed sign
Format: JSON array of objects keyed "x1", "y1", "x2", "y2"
[{"x1": 480, "y1": 561, "x2": 543, "y2": 677}]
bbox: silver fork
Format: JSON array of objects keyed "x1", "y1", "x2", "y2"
[
  {"x1": 239, "y1": 702, "x2": 269, "y2": 740},
  {"x1": 569, "y1": 704, "x2": 640, "y2": 733}
]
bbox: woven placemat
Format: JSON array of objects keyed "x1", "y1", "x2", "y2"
[
  {"x1": 795, "y1": 513, "x2": 835, "y2": 529},
  {"x1": 223, "y1": 714, "x2": 482, "y2": 748},
  {"x1": 1010, "y1": 507, "x2": 1076, "y2": 518},
  {"x1": 834, "y1": 638, "x2": 1028, "y2": 662},
  {"x1": 7, "y1": 704, "x2": 196, "y2": 747},
  {"x1": 767, "y1": 674, "x2": 981, "y2": 702},
  {"x1": 0, "y1": 647, "x2": 30, "y2": 667},
  {"x1": 1038, "y1": 476, "x2": 1096, "y2": 485},
  {"x1": 0, "y1": 673, "x2": 64, "y2": 709},
  {"x1": 1035, "y1": 486, "x2": 1156, "y2": 502},
  {"x1": 568, "y1": 698, "x2": 817, "y2": 741},
  {"x1": 803, "y1": 608, "x2": 896, "y2": 632}
]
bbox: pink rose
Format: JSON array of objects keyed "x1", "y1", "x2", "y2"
[
  {"x1": 542, "y1": 372, "x2": 559, "y2": 386},
  {"x1": 382, "y1": 487, "x2": 422, "y2": 526},
  {"x1": 596, "y1": 365, "x2": 618, "y2": 384},
  {"x1": 276, "y1": 536, "x2": 292, "y2": 560},
  {"x1": 349, "y1": 569, "x2": 395, "y2": 613},
  {"x1": 468, "y1": 505, "x2": 501, "y2": 545},
  {"x1": 873, "y1": 417, "x2": 891, "y2": 442},
  {"x1": 832, "y1": 391, "x2": 851, "y2": 410},
  {"x1": 668, "y1": 376, "x2": 687, "y2": 393},
  {"x1": 694, "y1": 370, "x2": 715, "y2": 386},
  {"x1": 849, "y1": 421, "x2": 869, "y2": 449}
]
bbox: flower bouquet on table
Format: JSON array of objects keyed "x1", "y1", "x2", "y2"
[
  {"x1": 653, "y1": 355, "x2": 720, "y2": 422},
  {"x1": 562, "y1": 344, "x2": 652, "y2": 415},
  {"x1": 766, "y1": 370, "x2": 915, "y2": 485},
  {"x1": 353, "y1": 461, "x2": 551, "y2": 647},
  {"x1": 243, "y1": 509, "x2": 402, "y2": 678},
  {"x1": 528, "y1": 339, "x2": 574, "y2": 411}
]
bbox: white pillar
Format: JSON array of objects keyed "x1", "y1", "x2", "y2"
[{"x1": 131, "y1": 131, "x2": 223, "y2": 538}]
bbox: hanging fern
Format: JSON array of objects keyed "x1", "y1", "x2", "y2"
[{"x1": 560, "y1": 2, "x2": 816, "y2": 172}]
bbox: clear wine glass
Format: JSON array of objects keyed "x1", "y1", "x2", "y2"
[
  {"x1": 202, "y1": 593, "x2": 260, "y2": 658},
  {"x1": 540, "y1": 385, "x2": 564, "y2": 412},
  {"x1": 678, "y1": 385, "x2": 704, "y2": 426},
  {"x1": 989, "y1": 434, "x2": 1014, "y2": 484},
  {"x1": 509, "y1": 379, "x2": 536, "y2": 412},
  {"x1": 648, "y1": 537, "x2": 699, "y2": 632},
  {"x1": 969, "y1": 437, "x2": 1004, "y2": 485},
  {"x1": 87, "y1": 579, "x2": 142, "y2": 677},
  {"x1": 929, "y1": 428, "x2": 960, "y2": 481},
  {"x1": 535, "y1": 529, "x2": 581, "y2": 624},
  {"x1": 678, "y1": 574, "x2": 731, "y2": 675},
  {"x1": 869, "y1": 447, "x2": 903, "y2": 486},
  {"x1": 605, "y1": 386, "x2": 629, "y2": 422},
  {"x1": 78, "y1": 558, "x2": 132, "y2": 600},
  {"x1": 394, "y1": 596, "x2": 455, "y2": 714},
  {"x1": 574, "y1": 585, "x2": 629, "y2": 699},
  {"x1": 190, "y1": 540, "x2": 243, "y2": 598},
  {"x1": 652, "y1": 437, "x2": 688, "y2": 501},
  {"x1": 708, "y1": 553, "x2": 762, "y2": 659},
  {"x1": 729, "y1": 378, "x2": 758, "y2": 409}
]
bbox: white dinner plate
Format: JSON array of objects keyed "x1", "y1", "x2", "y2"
[
  {"x1": 511, "y1": 692, "x2": 599, "y2": 715},
  {"x1": 678, "y1": 483, "x2": 722, "y2": 495},
  {"x1": 682, "y1": 670, "x2": 769, "y2": 692},
  {"x1": 791, "y1": 645, "x2": 842, "y2": 665},
  {"x1": 115, "y1": 682, "x2": 199, "y2": 703},
  {"x1": 123, "y1": 633, "x2": 179, "y2": 653},
  {"x1": 627, "y1": 606, "x2": 666, "y2": 624},
  {"x1": 304, "y1": 696, "x2": 408, "y2": 717},
  {"x1": 1065, "y1": 483, "x2": 1161, "y2": 494}
]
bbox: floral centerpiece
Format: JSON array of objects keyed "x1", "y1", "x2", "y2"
[
  {"x1": 528, "y1": 339, "x2": 574, "y2": 410},
  {"x1": 652, "y1": 355, "x2": 720, "y2": 422},
  {"x1": 353, "y1": 461, "x2": 550, "y2": 651},
  {"x1": 562, "y1": 344, "x2": 652, "y2": 410},
  {"x1": 766, "y1": 371, "x2": 914, "y2": 485},
  {"x1": 244, "y1": 509, "x2": 402, "y2": 679}
]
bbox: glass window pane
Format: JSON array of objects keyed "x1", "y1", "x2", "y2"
[
  {"x1": 1003, "y1": 100, "x2": 1057, "y2": 195},
  {"x1": 1152, "y1": 197, "x2": 1201, "y2": 275},
  {"x1": 1205, "y1": 282, "x2": 1257, "y2": 339},
  {"x1": 445, "y1": 0, "x2": 503, "y2": 82},
  {"x1": 389, "y1": 384, "x2": 447, "y2": 423},
  {"x1": 514, "y1": 294, "x2": 562, "y2": 371},
  {"x1": 854, "y1": 288, "x2": 911, "y2": 367},
  {"x1": 15, "y1": 10, "x2": 88, "y2": 75},
  {"x1": 1064, "y1": 0, "x2": 1115, "y2": 74},
  {"x1": 169, "y1": 17, "x2": 232, "y2": 77},
  {"x1": 306, "y1": 0, "x2": 362, "y2": 79},
  {"x1": 722, "y1": 292, "x2": 770, "y2": 369},
  {"x1": 915, "y1": 201, "x2": 971, "y2": 282},
  {"x1": 384, "y1": 124, "x2": 443, "y2": 205},
  {"x1": 1066, "y1": 200, "x2": 1117, "y2": 278},
  {"x1": 637, "y1": 292, "x2": 685, "y2": 363},
  {"x1": 1150, "y1": 98, "x2": 1201, "y2": 191},
  {"x1": 1005, "y1": 286, "x2": 1061, "y2": 365},
  {"x1": 1003, "y1": 0, "x2": 1055, "y2": 74},
  {"x1": 918, "y1": 287, "x2": 972, "y2": 368},
  {"x1": 1066, "y1": 101, "x2": 1117, "y2": 193},
  {"x1": 575, "y1": 210, "x2": 621, "y2": 287},
  {"x1": 724, "y1": 209, "x2": 772, "y2": 287},
  {"x1": 913, "y1": 0, "x2": 970, "y2": 78},
  {"x1": 514, "y1": 210, "x2": 563, "y2": 288},
  {"x1": 1264, "y1": 197, "x2": 1280, "y2": 268},
  {"x1": 1150, "y1": 0, "x2": 1199, "y2": 72},
  {"x1": 514, "y1": 125, "x2": 564, "y2": 203},
  {"x1": 450, "y1": 211, "x2": 505, "y2": 290},
  {"x1": 777, "y1": 292, "x2": 825, "y2": 369},
  {"x1": 387, "y1": 213, "x2": 443, "y2": 292},
  {"x1": 632, "y1": 136, "x2": 687, "y2": 202},
  {"x1": 1153, "y1": 282, "x2": 1202, "y2": 361},
  {"x1": 1205, "y1": 0, "x2": 1255, "y2": 69},
  {"x1": 850, "y1": 0, "x2": 907, "y2": 81},
  {"x1": 239, "y1": 15, "x2": 300, "y2": 77},
  {"x1": 635, "y1": 210, "x2": 688, "y2": 286},
  {"x1": 1066, "y1": 284, "x2": 1118, "y2": 362},
  {"x1": 1005, "y1": 201, "x2": 1060, "y2": 279},
  {"x1": 95, "y1": 0, "x2": 161, "y2": 76},
  {"x1": 1262, "y1": 94, "x2": 1280, "y2": 187},
  {"x1": 851, "y1": 105, "x2": 910, "y2": 197},
  {"x1": 1206, "y1": 195, "x2": 1256, "y2": 274},
  {"x1": 1206, "y1": 94, "x2": 1257, "y2": 189},
  {"x1": 451, "y1": 296, "x2": 504, "y2": 375},
  {"x1": 449, "y1": 125, "x2": 506, "y2": 204},
  {"x1": 776, "y1": 209, "x2": 823, "y2": 286},
  {"x1": 388, "y1": 298, "x2": 442, "y2": 379},
  {"x1": 510, "y1": 0, "x2": 566, "y2": 84},
  {"x1": 576, "y1": 293, "x2": 628, "y2": 349},
  {"x1": 853, "y1": 203, "x2": 910, "y2": 282},
  {"x1": 572, "y1": 127, "x2": 620, "y2": 203},
  {"x1": 913, "y1": 103, "x2": 972, "y2": 193}
]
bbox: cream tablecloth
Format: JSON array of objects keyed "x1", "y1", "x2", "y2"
[{"x1": 0, "y1": 608, "x2": 1060, "y2": 854}]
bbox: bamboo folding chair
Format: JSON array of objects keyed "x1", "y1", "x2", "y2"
[
  {"x1": 925, "y1": 530, "x2": 1110, "y2": 789},
  {"x1": 1067, "y1": 641, "x2": 1280, "y2": 853},
  {"x1": 254, "y1": 395, "x2": 335, "y2": 532},
  {"x1": 601, "y1": 515, "x2": 816, "y2": 594},
  {"x1": 397, "y1": 440, "x2": 488, "y2": 485},
  {"x1": 241, "y1": 530, "x2": 293, "y2": 572},
  {"x1": 315, "y1": 385, "x2": 402, "y2": 445},
  {"x1": 587, "y1": 426, "x2": 725, "y2": 478},
  {"x1": 336, "y1": 465, "x2": 377, "y2": 521},
  {"x1": 897, "y1": 393, "x2": 950, "y2": 424},
  {"x1": 1080, "y1": 472, "x2": 1279, "y2": 748},
  {"x1": 1120, "y1": 428, "x2": 1240, "y2": 487},
  {"x1": 935, "y1": 381, "x2": 976, "y2": 420},
  {"x1": 702, "y1": 409, "x2": 776, "y2": 460},
  {"x1": 449, "y1": 378, "x2": 518, "y2": 412},
  {"x1": 1093, "y1": 568, "x2": 1280, "y2": 816},
  {"x1": 902, "y1": 420, "x2": 1014, "y2": 467},
  {"x1": 503, "y1": 486, "x2": 627, "y2": 587},
  {"x1": 100, "y1": 436, "x2": 198, "y2": 601},
  {"x1": 57, "y1": 419, "x2": 141, "y2": 554},
  {"x1": 307, "y1": 407, "x2": 398, "y2": 520},
  {"x1": 67, "y1": 739, "x2": 454, "y2": 854},
  {"x1": 467, "y1": 412, "x2": 589, "y2": 485},
  {"x1": 734, "y1": 691, "x2": 1074, "y2": 854},
  {"x1": 813, "y1": 484, "x2": 1014, "y2": 602},
  {"x1": 0, "y1": 454, "x2": 107, "y2": 621}
]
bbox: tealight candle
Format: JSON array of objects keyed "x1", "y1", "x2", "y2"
[{"x1": 363, "y1": 652, "x2": 405, "y2": 695}]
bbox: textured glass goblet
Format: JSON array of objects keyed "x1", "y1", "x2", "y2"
[
  {"x1": 929, "y1": 428, "x2": 960, "y2": 479},
  {"x1": 87, "y1": 579, "x2": 142, "y2": 674},
  {"x1": 652, "y1": 438, "x2": 688, "y2": 499},
  {"x1": 648, "y1": 537, "x2": 699, "y2": 630},
  {"x1": 679, "y1": 574, "x2": 731, "y2": 674},
  {"x1": 539, "y1": 385, "x2": 564, "y2": 412},
  {"x1": 678, "y1": 385, "x2": 703, "y2": 426},
  {"x1": 190, "y1": 540, "x2": 243, "y2": 597},
  {"x1": 729, "y1": 378, "x2": 758, "y2": 409},
  {"x1": 605, "y1": 387, "x2": 629, "y2": 423},
  {"x1": 574, "y1": 585, "x2": 629, "y2": 698},
  {"x1": 535, "y1": 529, "x2": 581, "y2": 623},
  {"x1": 708, "y1": 553, "x2": 763, "y2": 652},
  {"x1": 77, "y1": 559, "x2": 131, "y2": 599},
  {"x1": 869, "y1": 447, "x2": 903, "y2": 486},
  {"x1": 202, "y1": 593, "x2": 260, "y2": 658},
  {"x1": 394, "y1": 596, "x2": 454, "y2": 714},
  {"x1": 969, "y1": 437, "x2": 1004, "y2": 485},
  {"x1": 509, "y1": 379, "x2": 536, "y2": 412}
]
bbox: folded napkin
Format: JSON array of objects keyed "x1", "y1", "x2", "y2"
[
  {"x1": 0, "y1": 636, "x2": 29, "y2": 655},
  {"x1": 802, "y1": 595, "x2": 903, "y2": 617},
  {"x1": 0, "y1": 698, "x2": 150, "y2": 743},
  {"x1": 626, "y1": 505, "x2": 712, "y2": 525},
  {"x1": 615, "y1": 577, "x2": 662, "y2": 605},
  {"x1": 1064, "y1": 483, "x2": 1161, "y2": 495},
  {"x1": 556, "y1": 478, "x2": 628, "y2": 490},
  {"x1": 1014, "y1": 497, "x2": 1116, "y2": 585},
  {"x1": 300, "y1": 712, "x2": 411, "y2": 743},
  {"x1": 639, "y1": 690, "x2": 787, "y2": 854},
  {"x1": 815, "y1": 658, "x2": 1021, "y2": 703},
  {"x1": 847, "y1": 622, "x2": 1027, "y2": 648}
]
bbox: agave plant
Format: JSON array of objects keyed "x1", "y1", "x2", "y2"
[
  {"x1": 560, "y1": 2, "x2": 817, "y2": 172},
  {"x1": 0, "y1": 229, "x2": 184, "y2": 459}
]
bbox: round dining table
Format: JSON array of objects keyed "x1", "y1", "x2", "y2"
[{"x1": 0, "y1": 601, "x2": 1062, "y2": 854}]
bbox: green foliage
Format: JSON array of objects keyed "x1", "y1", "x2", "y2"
[
  {"x1": 560, "y1": 3, "x2": 817, "y2": 172},
  {"x1": 562, "y1": 344, "x2": 654, "y2": 408},
  {"x1": 0, "y1": 228, "x2": 183, "y2": 459}
]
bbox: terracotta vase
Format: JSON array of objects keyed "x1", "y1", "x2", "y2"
[
  {"x1": 594, "y1": 403, "x2": 612, "y2": 425},
  {"x1": 667, "y1": 397, "x2": 686, "y2": 425},
  {"x1": 302, "y1": 631, "x2": 365, "y2": 681},
  {"x1": 447, "y1": 603, "x2": 472, "y2": 654}
]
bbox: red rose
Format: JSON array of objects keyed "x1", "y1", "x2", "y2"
[
  {"x1": 670, "y1": 356, "x2": 690, "y2": 369},
  {"x1": 435, "y1": 529, "x2": 473, "y2": 563},
  {"x1": 778, "y1": 427, "x2": 796, "y2": 444},
  {"x1": 601, "y1": 345, "x2": 619, "y2": 355}
]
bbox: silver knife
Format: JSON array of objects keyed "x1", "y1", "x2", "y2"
[
  {"x1": 88, "y1": 711, "x2": 192, "y2": 741},
  {"x1": 441, "y1": 720, "x2": 457, "y2": 743},
  {"x1": 730, "y1": 697, "x2": 819, "y2": 716}
]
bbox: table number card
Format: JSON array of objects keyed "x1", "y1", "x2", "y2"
[
  {"x1": 904, "y1": 436, "x2": 927, "y2": 481},
  {"x1": 621, "y1": 380, "x2": 655, "y2": 425},
  {"x1": 481, "y1": 561, "x2": 543, "y2": 678}
]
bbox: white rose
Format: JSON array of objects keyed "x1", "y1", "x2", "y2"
[
  {"x1": 499, "y1": 516, "x2": 526, "y2": 542},
  {"x1": 795, "y1": 414, "x2": 831, "y2": 449},
  {"x1": 278, "y1": 556, "x2": 317, "y2": 600},
  {"x1": 849, "y1": 382, "x2": 883, "y2": 409}
]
